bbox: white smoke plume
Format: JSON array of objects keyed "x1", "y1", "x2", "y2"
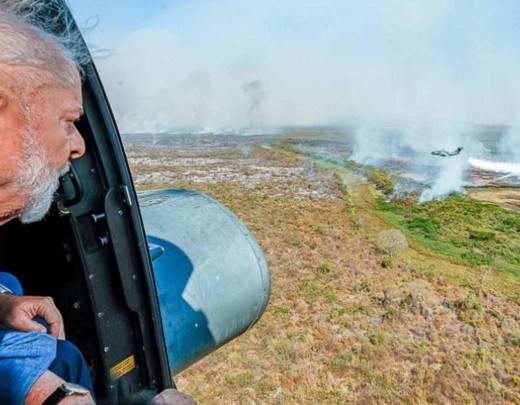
[
  {"x1": 419, "y1": 156, "x2": 468, "y2": 202},
  {"x1": 350, "y1": 123, "x2": 490, "y2": 201}
]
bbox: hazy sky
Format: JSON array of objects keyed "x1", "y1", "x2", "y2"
[{"x1": 68, "y1": 1, "x2": 520, "y2": 132}]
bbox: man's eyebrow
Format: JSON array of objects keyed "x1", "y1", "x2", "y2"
[{"x1": 64, "y1": 107, "x2": 84, "y2": 117}]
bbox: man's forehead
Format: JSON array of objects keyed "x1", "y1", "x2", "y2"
[
  {"x1": 1, "y1": 63, "x2": 80, "y2": 93},
  {"x1": 45, "y1": 84, "x2": 83, "y2": 113}
]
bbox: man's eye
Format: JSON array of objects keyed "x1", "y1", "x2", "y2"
[{"x1": 67, "y1": 122, "x2": 77, "y2": 135}]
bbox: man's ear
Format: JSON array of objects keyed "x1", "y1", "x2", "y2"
[
  {"x1": 0, "y1": 93, "x2": 9, "y2": 113},
  {"x1": 0, "y1": 87, "x2": 13, "y2": 135},
  {"x1": 0, "y1": 78, "x2": 14, "y2": 112},
  {"x1": 0, "y1": 71, "x2": 7, "y2": 110},
  {"x1": 0, "y1": 91, "x2": 8, "y2": 111}
]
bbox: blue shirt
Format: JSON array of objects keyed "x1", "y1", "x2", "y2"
[{"x1": 0, "y1": 330, "x2": 56, "y2": 405}]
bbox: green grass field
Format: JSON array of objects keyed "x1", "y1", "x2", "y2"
[{"x1": 376, "y1": 193, "x2": 520, "y2": 278}]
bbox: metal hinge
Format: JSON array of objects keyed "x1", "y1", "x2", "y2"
[{"x1": 120, "y1": 185, "x2": 133, "y2": 206}]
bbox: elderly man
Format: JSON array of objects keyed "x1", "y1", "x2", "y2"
[{"x1": 0, "y1": 6, "x2": 194, "y2": 405}]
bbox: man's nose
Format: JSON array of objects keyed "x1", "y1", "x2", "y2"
[{"x1": 69, "y1": 127, "x2": 86, "y2": 159}]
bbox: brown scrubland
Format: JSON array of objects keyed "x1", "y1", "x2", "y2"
[{"x1": 126, "y1": 138, "x2": 519, "y2": 405}]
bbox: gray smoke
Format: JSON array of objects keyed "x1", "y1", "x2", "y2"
[
  {"x1": 499, "y1": 127, "x2": 520, "y2": 162},
  {"x1": 71, "y1": 0, "x2": 520, "y2": 189},
  {"x1": 73, "y1": 1, "x2": 520, "y2": 135},
  {"x1": 242, "y1": 80, "x2": 266, "y2": 130}
]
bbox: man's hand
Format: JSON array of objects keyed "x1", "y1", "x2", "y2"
[
  {"x1": 151, "y1": 389, "x2": 196, "y2": 405},
  {"x1": 0, "y1": 295, "x2": 65, "y2": 339}
]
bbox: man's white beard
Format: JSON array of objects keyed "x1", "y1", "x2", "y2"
[{"x1": 16, "y1": 131, "x2": 70, "y2": 224}]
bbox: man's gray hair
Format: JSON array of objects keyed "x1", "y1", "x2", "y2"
[{"x1": 0, "y1": 0, "x2": 85, "y2": 88}]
